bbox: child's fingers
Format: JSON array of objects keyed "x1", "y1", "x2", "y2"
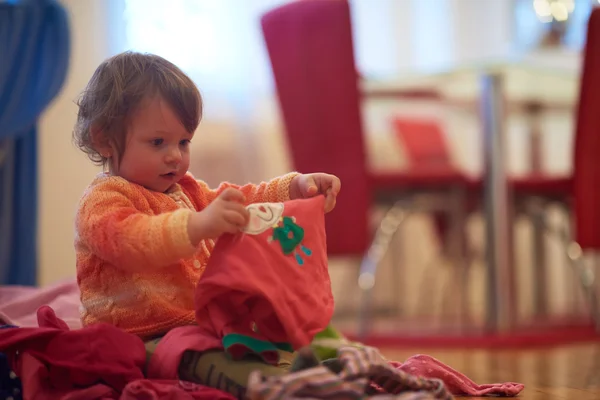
[
  {"x1": 223, "y1": 210, "x2": 247, "y2": 231},
  {"x1": 300, "y1": 175, "x2": 318, "y2": 197},
  {"x1": 324, "y1": 193, "x2": 336, "y2": 213},
  {"x1": 225, "y1": 202, "x2": 250, "y2": 224},
  {"x1": 330, "y1": 176, "x2": 341, "y2": 195},
  {"x1": 219, "y1": 188, "x2": 246, "y2": 203}
]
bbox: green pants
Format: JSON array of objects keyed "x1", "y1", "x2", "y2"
[{"x1": 145, "y1": 338, "x2": 293, "y2": 399}]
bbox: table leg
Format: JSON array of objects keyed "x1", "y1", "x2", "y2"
[
  {"x1": 530, "y1": 198, "x2": 548, "y2": 318},
  {"x1": 480, "y1": 72, "x2": 515, "y2": 332}
]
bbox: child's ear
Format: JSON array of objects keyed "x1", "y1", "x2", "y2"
[{"x1": 91, "y1": 126, "x2": 113, "y2": 159}]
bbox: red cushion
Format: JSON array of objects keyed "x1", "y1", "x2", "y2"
[
  {"x1": 370, "y1": 169, "x2": 476, "y2": 191},
  {"x1": 393, "y1": 118, "x2": 453, "y2": 169},
  {"x1": 512, "y1": 176, "x2": 572, "y2": 197}
]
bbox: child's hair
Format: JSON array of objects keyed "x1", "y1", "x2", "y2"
[{"x1": 73, "y1": 51, "x2": 203, "y2": 167}]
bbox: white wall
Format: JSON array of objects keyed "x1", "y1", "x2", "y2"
[{"x1": 38, "y1": 0, "x2": 114, "y2": 285}]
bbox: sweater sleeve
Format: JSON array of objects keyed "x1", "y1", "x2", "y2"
[
  {"x1": 195, "y1": 172, "x2": 300, "y2": 206},
  {"x1": 75, "y1": 180, "x2": 197, "y2": 271}
]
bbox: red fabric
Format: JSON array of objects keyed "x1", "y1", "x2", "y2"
[
  {"x1": 195, "y1": 196, "x2": 333, "y2": 353},
  {"x1": 121, "y1": 380, "x2": 235, "y2": 399},
  {"x1": 390, "y1": 354, "x2": 524, "y2": 396},
  {"x1": 0, "y1": 305, "x2": 146, "y2": 398},
  {"x1": 0, "y1": 306, "x2": 235, "y2": 400}
]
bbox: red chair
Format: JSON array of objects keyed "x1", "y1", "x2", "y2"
[
  {"x1": 393, "y1": 118, "x2": 453, "y2": 170},
  {"x1": 512, "y1": 8, "x2": 600, "y2": 327},
  {"x1": 392, "y1": 118, "x2": 479, "y2": 257},
  {"x1": 260, "y1": 0, "x2": 478, "y2": 336}
]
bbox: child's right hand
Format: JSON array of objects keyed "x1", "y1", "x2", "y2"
[{"x1": 188, "y1": 188, "x2": 250, "y2": 244}]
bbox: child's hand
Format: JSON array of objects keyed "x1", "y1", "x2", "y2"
[
  {"x1": 290, "y1": 173, "x2": 341, "y2": 213},
  {"x1": 188, "y1": 188, "x2": 250, "y2": 243}
]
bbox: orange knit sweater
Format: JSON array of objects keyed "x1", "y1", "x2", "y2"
[{"x1": 75, "y1": 171, "x2": 298, "y2": 340}]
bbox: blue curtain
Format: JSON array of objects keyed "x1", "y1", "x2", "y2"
[{"x1": 0, "y1": 0, "x2": 70, "y2": 285}]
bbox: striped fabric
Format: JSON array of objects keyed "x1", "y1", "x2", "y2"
[{"x1": 246, "y1": 346, "x2": 453, "y2": 400}]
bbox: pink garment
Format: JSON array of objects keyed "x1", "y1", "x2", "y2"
[
  {"x1": 0, "y1": 279, "x2": 81, "y2": 329},
  {"x1": 390, "y1": 355, "x2": 524, "y2": 397},
  {"x1": 146, "y1": 325, "x2": 213, "y2": 380},
  {"x1": 195, "y1": 197, "x2": 333, "y2": 354}
]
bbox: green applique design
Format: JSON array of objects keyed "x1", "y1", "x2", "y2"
[
  {"x1": 269, "y1": 216, "x2": 312, "y2": 265},
  {"x1": 222, "y1": 333, "x2": 293, "y2": 361}
]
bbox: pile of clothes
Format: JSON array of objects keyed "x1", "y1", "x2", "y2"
[
  {"x1": 0, "y1": 306, "x2": 524, "y2": 399},
  {"x1": 0, "y1": 199, "x2": 524, "y2": 398}
]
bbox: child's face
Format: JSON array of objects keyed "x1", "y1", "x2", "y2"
[{"x1": 114, "y1": 96, "x2": 194, "y2": 192}]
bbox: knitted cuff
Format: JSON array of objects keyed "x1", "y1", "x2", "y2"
[
  {"x1": 276, "y1": 172, "x2": 301, "y2": 202},
  {"x1": 162, "y1": 208, "x2": 197, "y2": 257}
]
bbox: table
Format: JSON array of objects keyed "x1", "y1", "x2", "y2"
[{"x1": 361, "y1": 55, "x2": 579, "y2": 332}]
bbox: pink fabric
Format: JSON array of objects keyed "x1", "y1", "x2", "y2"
[
  {"x1": 0, "y1": 279, "x2": 81, "y2": 329},
  {"x1": 390, "y1": 355, "x2": 524, "y2": 397},
  {"x1": 146, "y1": 325, "x2": 219, "y2": 381},
  {"x1": 195, "y1": 197, "x2": 333, "y2": 351}
]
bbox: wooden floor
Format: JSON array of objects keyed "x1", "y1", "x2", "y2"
[{"x1": 381, "y1": 343, "x2": 600, "y2": 399}]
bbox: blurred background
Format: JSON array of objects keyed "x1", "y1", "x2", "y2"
[{"x1": 3, "y1": 0, "x2": 600, "y2": 349}]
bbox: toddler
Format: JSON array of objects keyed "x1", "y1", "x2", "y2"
[{"x1": 73, "y1": 51, "x2": 341, "y2": 396}]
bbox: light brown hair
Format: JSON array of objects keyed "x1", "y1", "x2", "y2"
[{"x1": 73, "y1": 51, "x2": 202, "y2": 167}]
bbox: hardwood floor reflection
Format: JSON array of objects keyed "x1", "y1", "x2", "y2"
[{"x1": 381, "y1": 343, "x2": 600, "y2": 399}]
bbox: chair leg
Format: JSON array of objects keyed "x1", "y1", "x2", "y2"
[
  {"x1": 357, "y1": 201, "x2": 409, "y2": 340},
  {"x1": 565, "y1": 242, "x2": 600, "y2": 331},
  {"x1": 527, "y1": 197, "x2": 549, "y2": 318},
  {"x1": 545, "y1": 215, "x2": 600, "y2": 331},
  {"x1": 446, "y1": 187, "x2": 470, "y2": 326}
]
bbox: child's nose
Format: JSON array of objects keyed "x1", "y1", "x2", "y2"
[{"x1": 165, "y1": 147, "x2": 182, "y2": 164}]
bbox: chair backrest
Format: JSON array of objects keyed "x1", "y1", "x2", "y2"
[
  {"x1": 573, "y1": 8, "x2": 600, "y2": 250},
  {"x1": 393, "y1": 118, "x2": 453, "y2": 169},
  {"x1": 261, "y1": 0, "x2": 370, "y2": 255}
]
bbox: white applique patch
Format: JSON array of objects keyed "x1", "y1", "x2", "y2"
[{"x1": 241, "y1": 202, "x2": 285, "y2": 235}]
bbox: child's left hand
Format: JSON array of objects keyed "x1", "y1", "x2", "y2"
[{"x1": 290, "y1": 173, "x2": 341, "y2": 213}]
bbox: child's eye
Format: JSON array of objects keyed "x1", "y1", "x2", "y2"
[
  {"x1": 180, "y1": 139, "x2": 191, "y2": 146},
  {"x1": 151, "y1": 138, "x2": 164, "y2": 146}
]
